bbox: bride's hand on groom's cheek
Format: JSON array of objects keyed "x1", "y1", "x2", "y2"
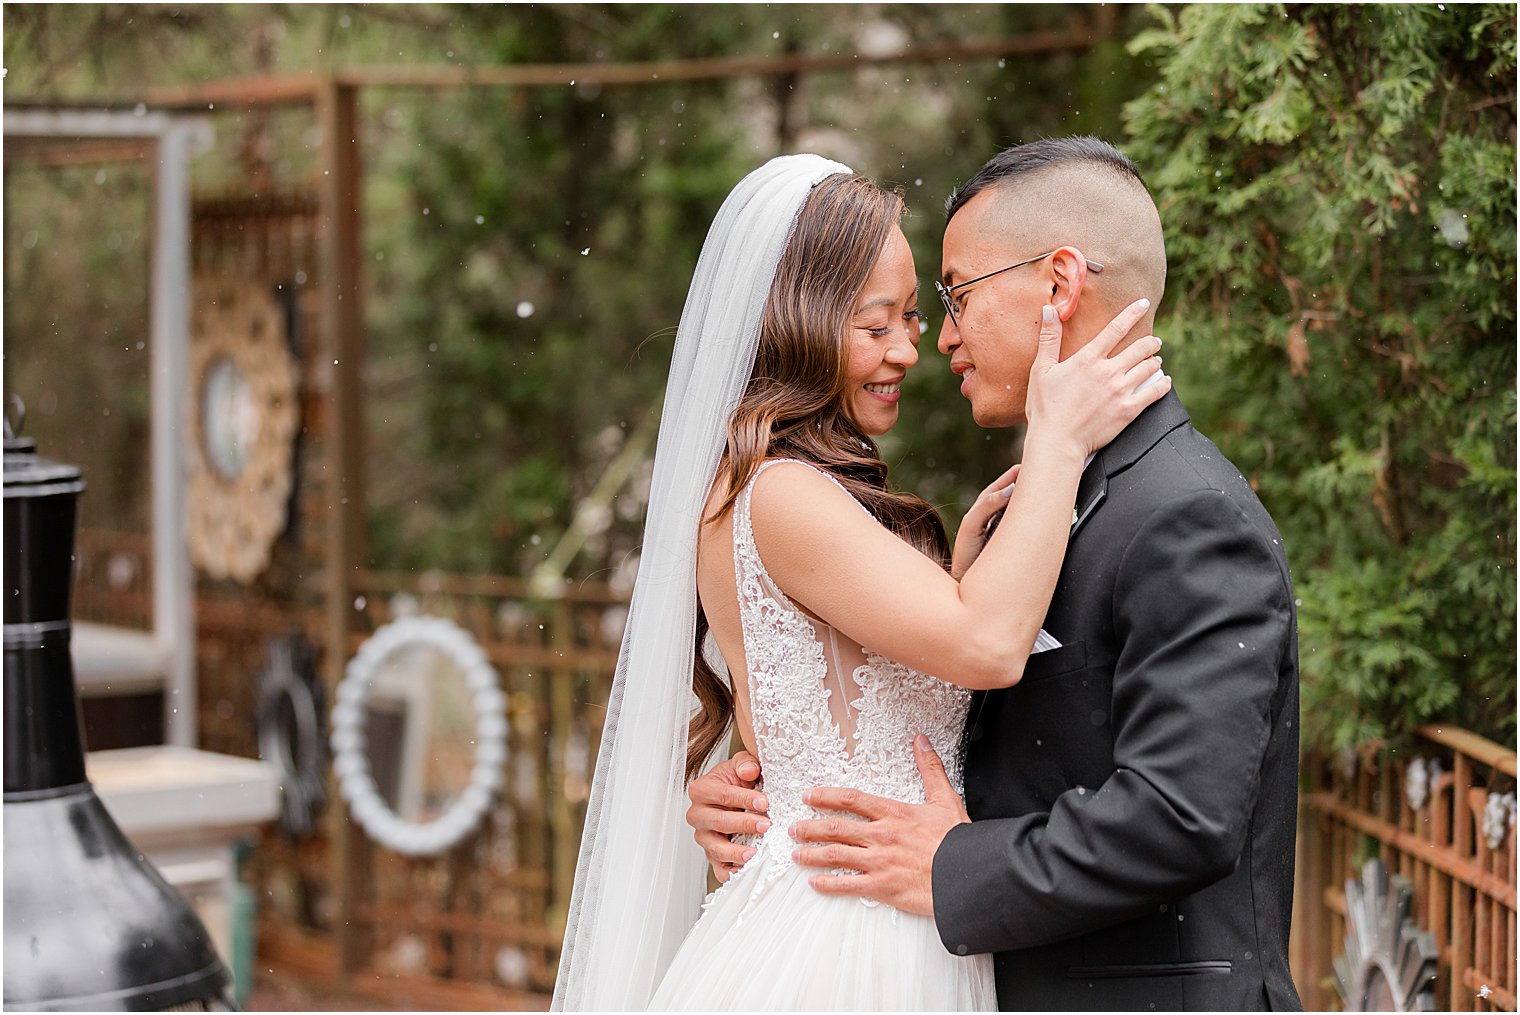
[
  {"x1": 687, "y1": 750, "x2": 770, "y2": 883},
  {"x1": 792, "y1": 736, "x2": 969, "y2": 917},
  {"x1": 1025, "y1": 298, "x2": 1169, "y2": 459}
]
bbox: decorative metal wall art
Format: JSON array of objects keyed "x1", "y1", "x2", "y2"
[
  {"x1": 1333, "y1": 858, "x2": 1439, "y2": 1012},
  {"x1": 187, "y1": 273, "x2": 298, "y2": 582},
  {"x1": 256, "y1": 634, "x2": 326, "y2": 840}
]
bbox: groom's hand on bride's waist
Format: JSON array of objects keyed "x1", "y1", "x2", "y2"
[
  {"x1": 792, "y1": 735, "x2": 968, "y2": 917},
  {"x1": 687, "y1": 750, "x2": 771, "y2": 884}
]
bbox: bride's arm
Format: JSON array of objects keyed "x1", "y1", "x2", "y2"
[{"x1": 752, "y1": 300, "x2": 1165, "y2": 691}]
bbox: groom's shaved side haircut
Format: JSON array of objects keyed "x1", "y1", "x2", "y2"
[
  {"x1": 947, "y1": 137, "x2": 1167, "y2": 314},
  {"x1": 945, "y1": 136, "x2": 1147, "y2": 219}
]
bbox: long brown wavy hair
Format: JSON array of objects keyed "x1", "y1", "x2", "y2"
[{"x1": 685, "y1": 173, "x2": 952, "y2": 782}]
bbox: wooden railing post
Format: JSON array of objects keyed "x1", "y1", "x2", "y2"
[
  {"x1": 548, "y1": 596, "x2": 576, "y2": 929},
  {"x1": 316, "y1": 75, "x2": 369, "y2": 979}
]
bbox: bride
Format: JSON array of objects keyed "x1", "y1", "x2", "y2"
[{"x1": 552, "y1": 154, "x2": 1167, "y2": 1011}]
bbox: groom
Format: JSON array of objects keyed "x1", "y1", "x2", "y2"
[{"x1": 686, "y1": 137, "x2": 1302, "y2": 1011}]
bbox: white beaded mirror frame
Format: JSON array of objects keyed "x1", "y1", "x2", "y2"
[{"x1": 331, "y1": 615, "x2": 507, "y2": 856}]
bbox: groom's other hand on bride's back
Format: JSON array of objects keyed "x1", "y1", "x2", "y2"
[{"x1": 687, "y1": 750, "x2": 770, "y2": 883}]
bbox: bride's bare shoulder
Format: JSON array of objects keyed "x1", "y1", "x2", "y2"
[{"x1": 748, "y1": 459, "x2": 865, "y2": 536}]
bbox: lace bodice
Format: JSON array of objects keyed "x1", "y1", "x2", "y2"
[{"x1": 726, "y1": 459, "x2": 973, "y2": 904}]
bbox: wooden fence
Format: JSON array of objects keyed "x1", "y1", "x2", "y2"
[
  {"x1": 326, "y1": 567, "x2": 625, "y2": 998},
  {"x1": 1295, "y1": 726, "x2": 1517, "y2": 1011}
]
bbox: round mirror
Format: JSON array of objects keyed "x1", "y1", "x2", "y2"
[
  {"x1": 363, "y1": 644, "x2": 477, "y2": 824},
  {"x1": 199, "y1": 355, "x2": 260, "y2": 480},
  {"x1": 332, "y1": 616, "x2": 507, "y2": 856}
]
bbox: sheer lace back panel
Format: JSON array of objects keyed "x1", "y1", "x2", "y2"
[{"x1": 730, "y1": 459, "x2": 973, "y2": 898}]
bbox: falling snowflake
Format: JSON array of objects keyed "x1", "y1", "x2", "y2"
[{"x1": 1438, "y1": 209, "x2": 1470, "y2": 248}]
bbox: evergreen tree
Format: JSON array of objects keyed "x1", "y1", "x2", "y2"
[{"x1": 1123, "y1": 4, "x2": 1516, "y2": 750}]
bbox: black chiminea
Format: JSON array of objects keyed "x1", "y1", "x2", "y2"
[{"x1": 3, "y1": 410, "x2": 233, "y2": 1011}]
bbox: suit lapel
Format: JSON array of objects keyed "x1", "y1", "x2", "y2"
[
  {"x1": 1068, "y1": 459, "x2": 1108, "y2": 541},
  {"x1": 1067, "y1": 390, "x2": 1191, "y2": 543}
]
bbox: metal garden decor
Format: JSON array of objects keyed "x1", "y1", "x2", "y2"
[
  {"x1": 1334, "y1": 859, "x2": 1440, "y2": 1012},
  {"x1": 187, "y1": 273, "x2": 299, "y2": 583},
  {"x1": 257, "y1": 634, "x2": 327, "y2": 840}
]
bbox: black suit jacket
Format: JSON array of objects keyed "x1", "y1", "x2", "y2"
[{"x1": 933, "y1": 391, "x2": 1302, "y2": 1011}]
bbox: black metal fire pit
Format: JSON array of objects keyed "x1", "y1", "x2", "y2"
[{"x1": 3, "y1": 407, "x2": 234, "y2": 1011}]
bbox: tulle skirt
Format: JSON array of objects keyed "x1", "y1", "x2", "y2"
[{"x1": 648, "y1": 843, "x2": 996, "y2": 1011}]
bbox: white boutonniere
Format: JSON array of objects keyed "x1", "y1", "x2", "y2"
[{"x1": 1071, "y1": 508, "x2": 1079, "y2": 528}]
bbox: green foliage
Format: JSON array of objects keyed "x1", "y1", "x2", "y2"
[
  {"x1": 351, "y1": 5, "x2": 1165, "y2": 576},
  {"x1": 4, "y1": 162, "x2": 156, "y2": 534},
  {"x1": 360, "y1": 8, "x2": 776, "y2": 574},
  {"x1": 1123, "y1": 4, "x2": 1516, "y2": 751}
]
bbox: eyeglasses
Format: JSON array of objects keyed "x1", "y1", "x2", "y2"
[{"x1": 934, "y1": 250, "x2": 1104, "y2": 326}]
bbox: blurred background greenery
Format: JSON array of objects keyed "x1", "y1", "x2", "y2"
[{"x1": 5, "y1": 3, "x2": 1515, "y2": 752}]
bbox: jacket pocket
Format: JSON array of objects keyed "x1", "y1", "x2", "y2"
[
  {"x1": 1018, "y1": 640, "x2": 1087, "y2": 684},
  {"x1": 1065, "y1": 960, "x2": 1233, "y2": 979}
]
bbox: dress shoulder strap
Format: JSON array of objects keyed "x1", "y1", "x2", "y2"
[{"x1": 732, "y1": 459, "x2": 869, "y2": 617}]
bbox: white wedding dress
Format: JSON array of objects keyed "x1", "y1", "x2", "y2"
[{"x1": 648, "y1": 460, "x2": 996, "y2": 1011}]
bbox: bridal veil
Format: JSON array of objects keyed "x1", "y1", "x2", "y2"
[{"x1": 552, "y1": 154, "x2": 851, "y2": 1010}]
